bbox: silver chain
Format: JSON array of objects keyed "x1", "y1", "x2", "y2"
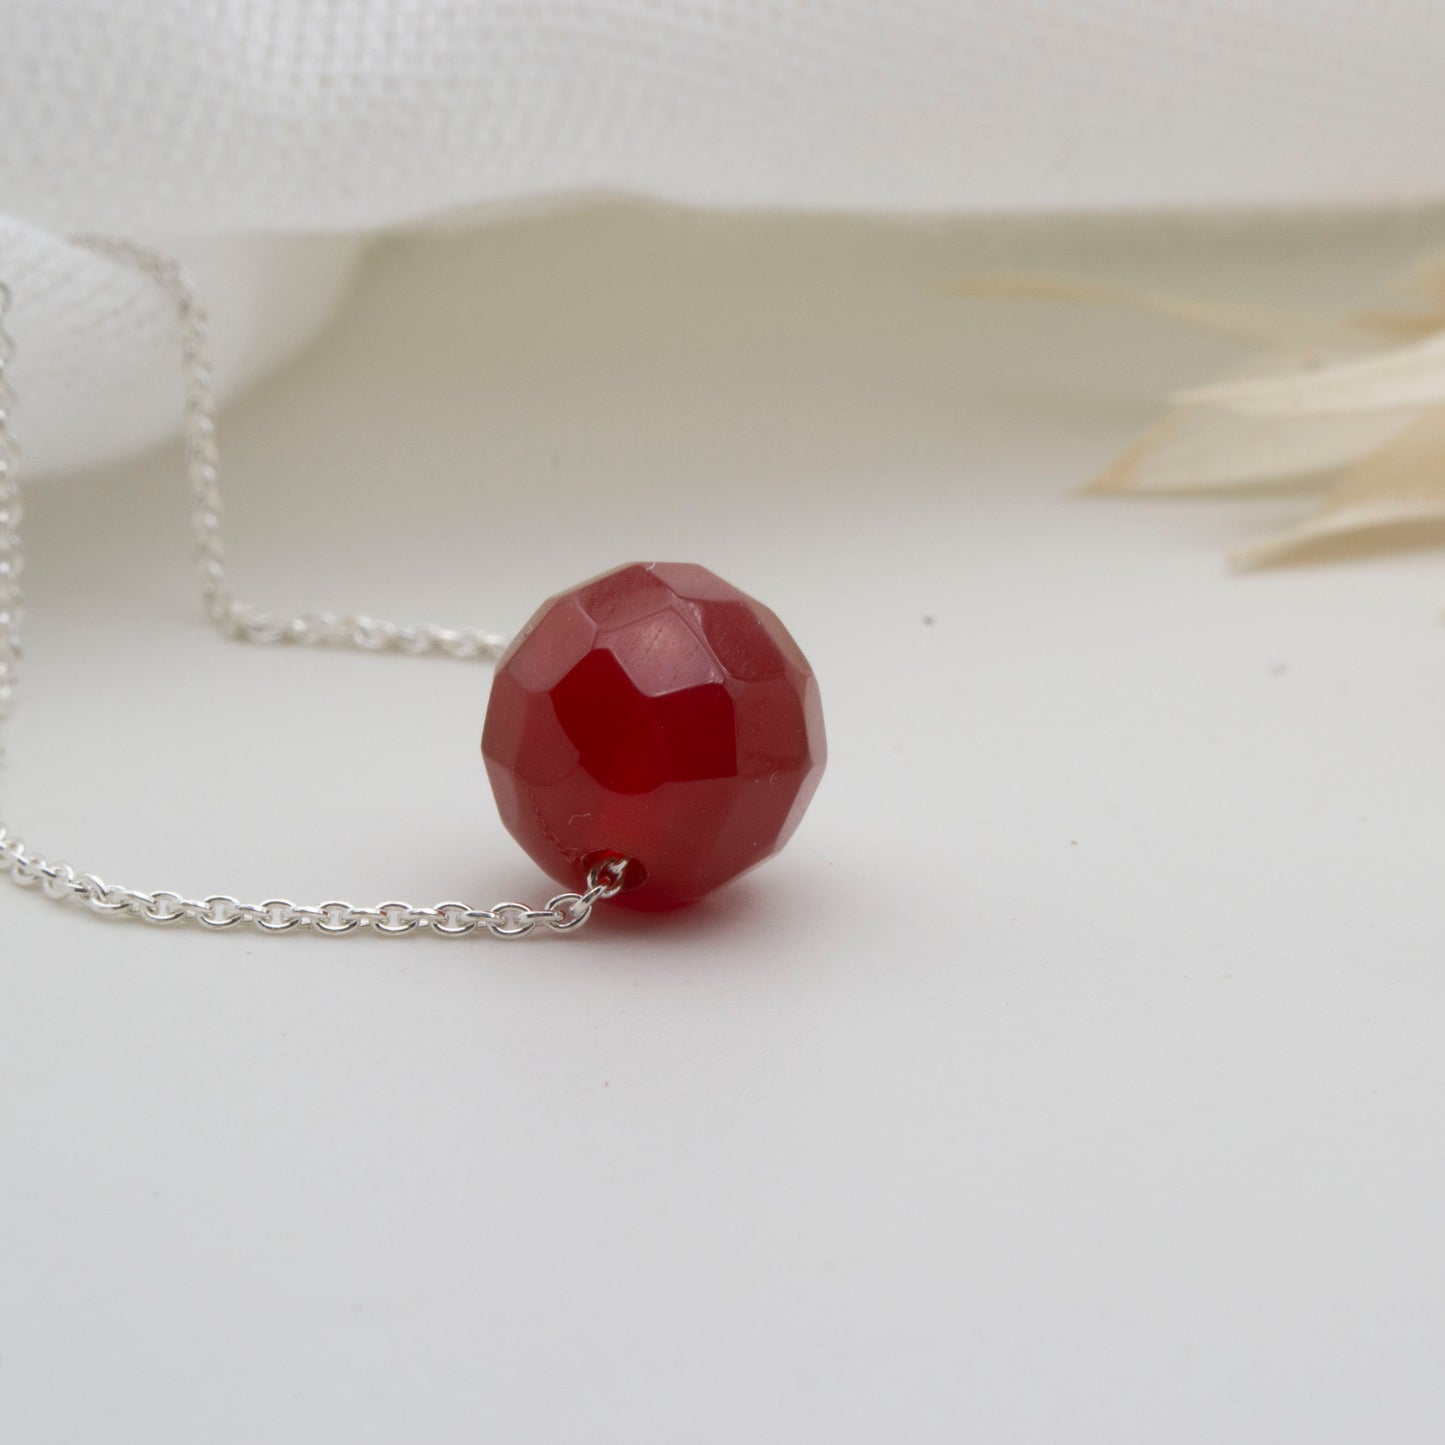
[{"x1": 0, "y1": 239, "x2": 627, "y2": 939}]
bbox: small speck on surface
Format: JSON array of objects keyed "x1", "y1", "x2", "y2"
[{"x1": 922, "y1": 615, "x2": 936, "y2": 627}]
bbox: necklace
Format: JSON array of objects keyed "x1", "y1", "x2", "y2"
[{"x1": 0, "y1": 239, "x2": 826, "y2": 940}]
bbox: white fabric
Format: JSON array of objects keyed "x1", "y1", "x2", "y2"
[{"x1": 4, "y1": 0, "x2": 1445, "y2": 475}]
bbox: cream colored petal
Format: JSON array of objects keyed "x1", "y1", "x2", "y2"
[
  {"x1": 1389, "y1": 249, "x2": 1445, "y2": 313},
  {"x1": 1183, "y1": 328, "x2": 1445, "y2": 416},
  {"x1": 1349, "y1": 307, "x2": 1445, "y2": 343},
  {"x1": 1088, "y1": 402, "x2": 1416, "y2": 494},
  {"x1": 1231, "y1": 405, "x2": 1445, "y2": 567},
  {"x1": 940, "y1": 274, "x2": 1351, "y2": 347},
  {"x1": 1089, "y1": 347, "x2": 1419, "y2": 493},
  {"x1": 1350, "y1": 251, "x2": 1445, "y2": 339}
]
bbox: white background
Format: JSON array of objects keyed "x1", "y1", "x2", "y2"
[
  {"x1": 11, "y1": 0, "x2": 1445, "y2": 477},
  {"x1": 3, "y1": 206, "x2": 1444, "y2": 1442}
]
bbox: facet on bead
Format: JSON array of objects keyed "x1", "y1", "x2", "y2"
[{"x1": 482, "y1": 562, "x2": 826, "y2": 911}]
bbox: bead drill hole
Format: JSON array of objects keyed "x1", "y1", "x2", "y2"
[{"x1": 586, "y1": 851, "x2": 647, "y2": 894}]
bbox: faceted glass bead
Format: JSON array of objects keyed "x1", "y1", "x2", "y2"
[{"x1": 482, "y1": 563, "x2": 826, "y2": 911}]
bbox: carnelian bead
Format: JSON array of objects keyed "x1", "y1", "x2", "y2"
[{"x1": 482, "y1": 563, "x2": 826, "y2": 911}]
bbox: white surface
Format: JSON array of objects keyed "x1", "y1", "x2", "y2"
[
  {"x1": 10, "y1": 0, "x2": 1445, "y2": 474},
  {"x1": 3, "y1": 207, "x2": 1445, "y2": 1443}
]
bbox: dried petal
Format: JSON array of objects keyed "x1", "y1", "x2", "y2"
[
  {"x1": 1231, "y1": 405, "x2": 1445, "y2": 567},
  {"x1": 1349, "y1": 251, "x2": 1445, "y2": 340},
  {"x1": 1183, "y1": 329, "x2": 1445, "y2": 417},
  {"x1": 942, "y1": 274, "x2": 1352, "y2": 347},
  {"x1": 1087, "y1": 404, "x2": 1416, "y2": 494},
  {"x1": 1088, "y1": 348, "x2": 1417, "y2": 493}
]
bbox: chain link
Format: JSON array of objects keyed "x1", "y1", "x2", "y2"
[
  {"x1": 73, "y1": 236, "x2": 513, "y2": 664},
  {"x1": 0, "y1": 242, "x2": 628, "y2": 938},
  {"x1": 0, "y1": 836, "x2": 628, "y2": 940}
]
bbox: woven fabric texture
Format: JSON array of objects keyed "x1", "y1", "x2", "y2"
[{"x1": 3, "y1": 0, "x2": 1444, "y2": 474}]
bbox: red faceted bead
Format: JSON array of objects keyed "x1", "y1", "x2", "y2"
[{"x1": 482, "y1": 562, "x2": 825, "y2": 911}]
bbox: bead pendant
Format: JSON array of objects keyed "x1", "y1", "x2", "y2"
[{"x1": 482, "y1": 563, "x2": 825, "y2": 911}]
